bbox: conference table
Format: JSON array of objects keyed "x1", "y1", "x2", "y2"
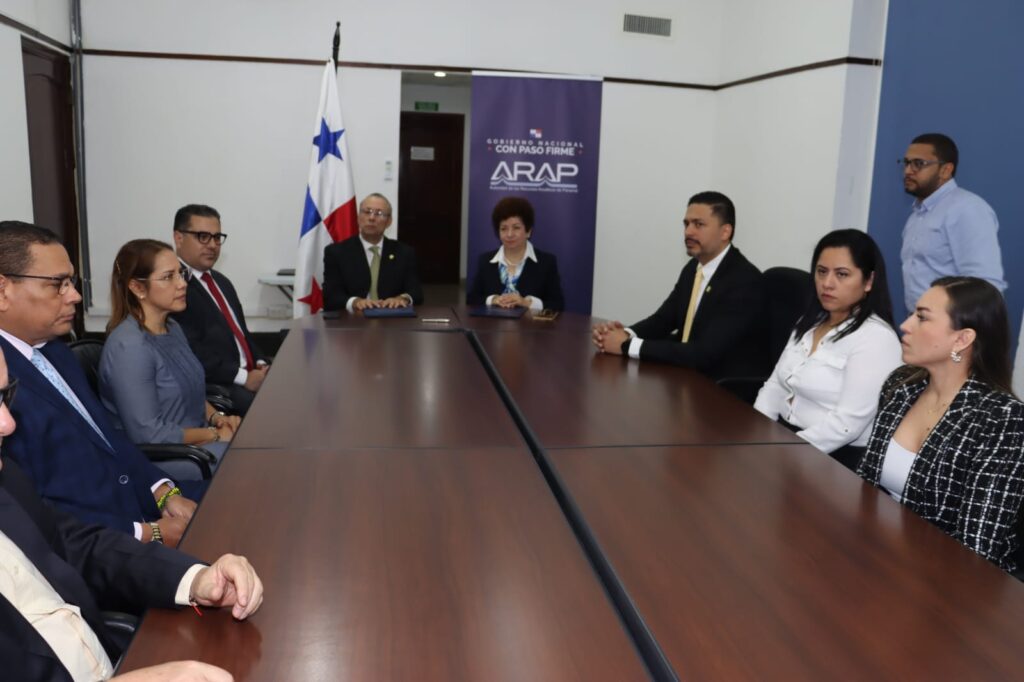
[{"x1": 120, "y1": 306, "x2": 1024, "y2": 680}]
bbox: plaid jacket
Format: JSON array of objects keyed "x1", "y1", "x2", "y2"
[{"x1": 858, "y1": 367, "x2": 1024, "y2": 571}]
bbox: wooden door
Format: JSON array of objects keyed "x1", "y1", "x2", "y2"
[{"x1": 398, "y1": 112, "x2": 464, "y2": 284}]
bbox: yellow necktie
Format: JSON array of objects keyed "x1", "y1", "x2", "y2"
[
  {"x1": 369, "y1": 245, "x2": 381, "y2": 300},
  {"x1": 681, "y1": 264, "x2": 704, "y2": 343}
]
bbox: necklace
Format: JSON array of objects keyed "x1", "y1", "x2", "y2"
[{"x1": 922, "y1": 396, "x2": 952, "y2": 436}]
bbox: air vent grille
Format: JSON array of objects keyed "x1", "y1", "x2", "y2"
[{"x1": 623, "y1": 14, "x2": 671, "y2": 37}]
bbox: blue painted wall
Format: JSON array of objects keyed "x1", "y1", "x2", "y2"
[{"x1": 867, "y1": 0, "x2": 1024, "y2": 344}]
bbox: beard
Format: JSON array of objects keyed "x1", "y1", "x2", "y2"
[{"x1": 904, "y1": 174, "x2": 942, "y2": 199}]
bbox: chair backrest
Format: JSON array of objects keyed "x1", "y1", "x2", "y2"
[
  {"x1": 762, "y1": 267, "x2": 813, "y2": 367},
  {"x1": 67, "y1": 338, "x2": 105, "y2": 396}
]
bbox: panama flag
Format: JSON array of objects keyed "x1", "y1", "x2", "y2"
[{"x1": 294, "y1": 61, "x2": 357, "y2": 316}]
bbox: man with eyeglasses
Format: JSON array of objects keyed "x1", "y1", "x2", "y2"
[
  {"x1": 0, "y1": 344, "x2": 263, "y2": 681},
  {"x1": 899, "y1": 132, "x2": 1005, "y2": 314},
  {"x1": 0, "y1": 221, "x2": 201, "y2": 548},
  {"x1": 171, "y1": 204, "x2": 269, "y2": 416},
  {"x1": 322, "y1": 193, "x2": 425, "y2": 313}
]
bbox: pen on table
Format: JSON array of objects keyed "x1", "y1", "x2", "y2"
[{"x1": 422, "y1": 318, "x2": 451, "y2": 323}]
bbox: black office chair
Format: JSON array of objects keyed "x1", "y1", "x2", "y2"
[
  {"x1": 717, "y1": 266, "x2": 812, "y2": 404},
  {"x1": 67, "y1": 339, "x2": 216, "y2": 480}
]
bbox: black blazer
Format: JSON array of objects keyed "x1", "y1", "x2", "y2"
[
  {"x1": 858, "y1": 368, "x2": 1024, "y2": 571},
  {"x1": 322, "y1": 236, "x2": 424, "y2": 311},
  {"x1": 0, "y1": 458, "x2": 198, "y2": 681},
  {"x1": 630, "y1": 245, "x2": 768, "y2": 380},
  {"x1": 466, "y1": 247, "x2": 565, "y2": 311},
  {"x1": 171, "y1": 268, "x2": 267, "y2": 387}
]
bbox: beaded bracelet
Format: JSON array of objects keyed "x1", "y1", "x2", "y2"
[{"x1": 157, "y1": 486, "x2": 182, "y2": 510}]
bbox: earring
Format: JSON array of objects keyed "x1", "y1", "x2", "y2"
[{"x1": 950, "y1": 349, "x2": 962, "y2": 363}]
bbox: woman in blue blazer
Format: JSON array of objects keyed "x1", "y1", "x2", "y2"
[{"x1": 467, "y1": 197, "x2": 565, "y2": 311}]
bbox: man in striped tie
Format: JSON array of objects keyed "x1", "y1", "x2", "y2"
[
  {"x1": 591, "y1": 191, "x2": 768, "y2": 383},
  {"x1": 0, "y1": 221, "x2": 201, "y2": 546},
  {"x1": 171, "y1": 204, "x2": 270, "y2": 416}
]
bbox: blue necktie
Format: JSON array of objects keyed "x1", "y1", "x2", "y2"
[{"x1": 30, "y1": 349, "x2": 112, "y2": 450}]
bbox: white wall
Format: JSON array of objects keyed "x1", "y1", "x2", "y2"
[
  {"x1": 73, "y1": 0, "x2": 887, "y2": 327},
  {"x1": 400, "y1": 80, "x2": 472, "y2": 278},
  {"x1": 83, "y1": 57, "x2": 399, "y2": 330},
  {"x1": 0, "y1": 0, "x2": 70, "y2": 223},
  {"x1": 0, "y1": 25, "x2": 34, "y2": 222}
]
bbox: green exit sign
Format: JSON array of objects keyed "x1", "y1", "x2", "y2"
[{"x1": 415, "y1": 101, "x2": 439, "y2": 112}]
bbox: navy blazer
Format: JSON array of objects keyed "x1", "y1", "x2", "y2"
[
  {"x1": 630, "y1": 245, "x2": 769, "y2": 380},
  {"x1": 466, "y1": 246, "x2": 565, "y2": 311},
  {"x1": 0, "y1": 458, "x2": 197, "y2": 680},
  {"x1": 171, "y1": 268, "x2": 267, "y2": 387},
  {"x1": 0, "y1": 335, "x2": 179, "y2": 533},
  {"x1": 322, "y1": 236, "x2": 425, "y2": 312}
]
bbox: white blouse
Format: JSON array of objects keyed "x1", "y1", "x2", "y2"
[
  {"x1": 754, "y1": 314, "x2": 902, "y2": 453},
  {"x1": 879, "y1": 438, "x2": 917, "y2": 501}
]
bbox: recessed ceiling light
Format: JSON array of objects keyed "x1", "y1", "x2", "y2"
[{"x1": 434, "y1": 71, "x2": 447, "y2": 78}]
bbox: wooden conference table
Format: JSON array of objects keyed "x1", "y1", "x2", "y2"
[{"x1": 120, "y1": 307, "x2": 1024, "y2": 680}]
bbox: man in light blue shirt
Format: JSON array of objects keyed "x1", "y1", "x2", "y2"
[{"x1": 900, "y1": 132, "x2": 1006, "y2": 313}]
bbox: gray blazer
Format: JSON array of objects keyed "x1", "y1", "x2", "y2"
[{"x1": 99, "y1": 318, "x2": 208, "y2": 445}]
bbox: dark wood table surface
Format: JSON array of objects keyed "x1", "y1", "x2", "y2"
[
  {"x1": 450, "y1": 306, "x2": 598, "y2": 334},
  {"x1": 475, "y1": 330, "x2": 803, "y2": 449},
  {"x1": 118, "y1": 448, "x2": 648, "y2": 680},
  {"x1": 318, "y1": 304, "x2": 464, "y2": 330},
  {"x1": 550, "y1": 444, "x2": 1024, "y2": 680},
  {"x1": 231, "y1": 324, "x2": 523, "y2": 450}
]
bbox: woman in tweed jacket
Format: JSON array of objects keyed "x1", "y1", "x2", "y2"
[{"x1": 858, "y1": 277, "x2": 1024, "y2": 571}]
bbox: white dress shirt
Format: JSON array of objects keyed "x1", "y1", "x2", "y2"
[
  {"x1": 626, "y1": 243, "x2": 732, "y2": 359},
  {"x1": 754, "y1": 314, "x2": 902, "y2": 453},
  {"x1": 486, "y1": 241, "x2": 543, "y2": 311}
]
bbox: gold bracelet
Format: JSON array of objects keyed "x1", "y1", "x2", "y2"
[{"x1": 149, "y1": 521, "x2": 163, "y2": 544}]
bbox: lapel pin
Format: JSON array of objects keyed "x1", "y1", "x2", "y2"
[
  {"x1": 389, "y1": 254, "x2": 395, "y2": 260},
  {"x1": 705, "y1": 286, "x2": 711, "y2": 293}
]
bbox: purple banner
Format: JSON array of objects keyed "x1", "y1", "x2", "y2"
[{"x1": 468, "y1": 74, "x2": 602, "y2": 313}]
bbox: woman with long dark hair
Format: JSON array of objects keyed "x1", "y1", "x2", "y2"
[
  {"x1": 858, "y1": 277, "x2": 1024, "y2": 571},
  {"x1": 755, "y1": 229, "x2": 901, "y2": 469}
]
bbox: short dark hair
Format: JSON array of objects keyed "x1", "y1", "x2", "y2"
[
  {"x1": 173, "y1": 204, "x2": 221, "y2": 232},
  {"x1": 0, "y1": 221, "x2": 62, "y2": 275},
  {"x1": 792, "y1": 229, "x2": 895, "y2": 342},
  {"x1": 491, "y1": 197, "x2": 535, "y2": 238},
  {"x1": 912, "y1": 133, "x2": 959, "y2": 176},
  {"x1": 688, "y1": 191, "x2": 736, "y2": 239}
]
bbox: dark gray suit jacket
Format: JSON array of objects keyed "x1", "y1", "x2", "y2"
[{"x1": 322, "y1": 236, "x2": 424, "y2": 311}]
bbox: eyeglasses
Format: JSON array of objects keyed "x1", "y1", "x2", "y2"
[
  {"x1": 359, "y1": 208, "x2": 391, "y2": 219},
  {"x1": 179, "y1": 230, "x2": 228, "y2": 245},
  {"x1": 137, "y1": 266, "x2": 191, "y2": 285},
  {"x1": 0, "y1": 377, "x2": 17, "y2": 410},
  {"x1": 898, "y1": 158, "x2": 945, "y2": 172},
  {"x1": 1, "y1": 273, "x2": 80, "y2": 295}
]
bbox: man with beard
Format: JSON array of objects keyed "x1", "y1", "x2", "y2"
[{"x1": 900, "y1": 132, "x2": 1005, "y2": 313}]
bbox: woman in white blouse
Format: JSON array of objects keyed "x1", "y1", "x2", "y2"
[{"x1": 755, "y1": 230, "x2": 901, "y2": 470}]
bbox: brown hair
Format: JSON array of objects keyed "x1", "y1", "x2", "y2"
[{"x1": 107, "y1": 239, "x2": 175, "y2": 334}]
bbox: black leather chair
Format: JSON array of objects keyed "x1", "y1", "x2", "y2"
[
  {"x1": 717, "y1": 266, "x2": 812, "y2": 404},
  {"x1": 67, "y1": 338, "x2": 216, "y2": 479}
]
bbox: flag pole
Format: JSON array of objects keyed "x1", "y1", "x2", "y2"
[{"x1": 332, "y1": 21, "x2": 341, "y2": 71}]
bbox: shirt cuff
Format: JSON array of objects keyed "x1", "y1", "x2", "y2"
[
  {"x1": 150, "y1": 478, "x2": 173, "y2": 494},
  {"x1": 133, "y1": 522, "x2": 143, "y2": 541},
  {"x1": 528, "y1": 296, "x2": 543, "y2": 311},
  {"x1": 485, "y1": 295, "x2": 497, "y2": 306},
  {"x1": 628, "y1": 337, "x2": 643, "y2": 359},
  {"x1": 174, "y1": 564, "x2": 207, "y2": 606},
  {"x1": 346, "y1": 296, "x2": 357, "y2": 313},
  {"x1": 233, "y1": 368, "x2": 247, "y2": 387},
  {"x1": 400, "y1": 293, "x2": 413, "y2": 305}
]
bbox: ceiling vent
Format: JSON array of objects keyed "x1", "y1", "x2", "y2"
[{"x1": 623, "y1": 14, "x2": 672, "y2": 37}]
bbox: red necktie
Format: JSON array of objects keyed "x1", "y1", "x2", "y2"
[{"x1": 201, "y1": 271, "x2": 255, "y2": 371}]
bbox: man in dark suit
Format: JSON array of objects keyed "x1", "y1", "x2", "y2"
[
  {"x1": 592, "y1": 191, "x2": 768, "y2": 381},
  {"x1": 0, "y1": 344, "x2": 263, "y2": 680},
  {"x1": 322, "y1": 193, "x2": 424, "y2": 312},
  {"x1": 171, "y1": 204, "x2": 269, "y2": 416},
  {"x1": 0, "y1": 221, "x2": 199, "y2": 547}
]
